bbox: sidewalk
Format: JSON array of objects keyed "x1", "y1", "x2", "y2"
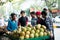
[{"x1": 54, "y1": 28, "x2": 60, "y2": 40}]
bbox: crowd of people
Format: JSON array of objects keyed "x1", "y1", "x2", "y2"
[{"x1": 0, "y1": 8, "x2": 54, "y2": 40}]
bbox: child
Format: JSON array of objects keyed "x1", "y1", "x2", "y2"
[
  {"x1": 18, "y1": 11, "x2": 28, "y2": 27},
  {"x1": 30, "y1": 11, "x2": 37, "y2": 26},
  {"x1": 7, "y1": 13, "x2": 18, "y2": 31}
]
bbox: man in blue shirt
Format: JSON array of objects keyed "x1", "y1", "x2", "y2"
[
  {"x1": 7, "y1": 13, "x2": 18, "y2": 31},
  {"x1": 30, "y1": 12, "x2": 37, "y2": 26}
]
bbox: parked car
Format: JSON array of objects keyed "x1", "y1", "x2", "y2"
[{"x1": 54, "y1": 15, "x2": 60, "y2": 27}]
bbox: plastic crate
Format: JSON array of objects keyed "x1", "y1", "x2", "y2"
[
  {"x1": 5, "y1": 34, "x2": 50, "y2": 40},
  {"x1": 24, "y1": 36, "x2": 49, "y2": 40}
]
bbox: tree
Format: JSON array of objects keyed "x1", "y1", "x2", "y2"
[{"x1": 44, "y1": 0, "x2": 57, "y2": 9}]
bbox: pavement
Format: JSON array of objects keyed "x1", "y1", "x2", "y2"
[{"x1": 54, "y1": 28, "x2": 60, "y2": 40}]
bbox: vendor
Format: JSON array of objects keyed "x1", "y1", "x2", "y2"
[
  {"x1": 18, "y1": 11, "x2": 28, "y2": 27},
  {"x1": 7, "y1": 13, "x2": 18, "y2": 31}
]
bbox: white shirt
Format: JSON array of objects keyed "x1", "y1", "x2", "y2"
[{"x1": 0, "y1": 18, "x2": 5, "y2": 27}]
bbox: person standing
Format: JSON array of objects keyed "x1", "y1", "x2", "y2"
[
  {"x1": 43, "y1": 8, "x2": 53, "y2": 19},
  {"x1": 41, "y1": 11, "x2": 54, "y2": 40},
  {"x1": 30, "y1": 11, "x2": 37, "y2": 26},
  {"x1": 18, "y1": 11, "x2": 28, "y2": 27},
  {"x1": 7, "y1": 13, "x2": 18, "y2": 31},
  {"x1": 41, "y1": 11, "x2": 53, "y2": 31},
  {"x1": 36, "y1": 11, "x2": 42, "y2": 24}
]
